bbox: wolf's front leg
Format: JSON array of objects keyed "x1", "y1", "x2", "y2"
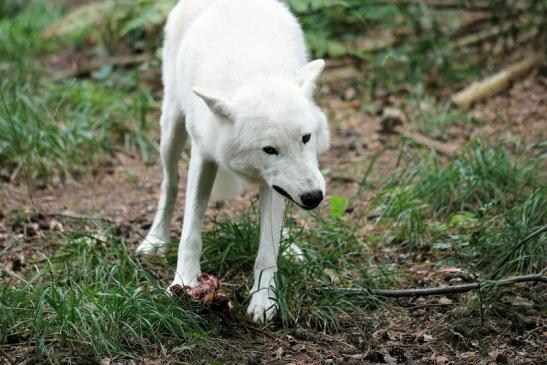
[
  {"x1": 171, "y1": 146, "x2": 217, "y2": 288},
  {"x1": 248, "y1": 184, "x2": 285, "y2": 323}
]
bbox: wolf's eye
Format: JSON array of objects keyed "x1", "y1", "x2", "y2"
[
  {"x1": 302, "y1": 133, "x2": 311, "y2": 144},
  {"x1": 263, "y1": 146, "x2": 279, "y2": 155}
]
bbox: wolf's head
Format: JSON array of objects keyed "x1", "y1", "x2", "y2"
[{"x1": 193, "y1": 60, "x2": 330, "y2": 209}]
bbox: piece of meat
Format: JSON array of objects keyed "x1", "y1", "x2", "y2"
[{"x1": 170, "y1": 273, "x2": 233, "y2": 312}]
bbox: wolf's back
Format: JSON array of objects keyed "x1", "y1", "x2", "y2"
[{"x1": 162, "y1": 0, "x2": 216, "y2": 95}]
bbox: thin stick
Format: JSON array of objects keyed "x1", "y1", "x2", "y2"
[
  {"x1": 322, "y1": 270, "x2": 546, "y2": 298},
  {"x1": 401, "y1": 131, "x2": 459, "y2": 157}
]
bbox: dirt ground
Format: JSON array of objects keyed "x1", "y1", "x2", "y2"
[{"x1": 1, "y1": 63, "x2": 546, "y2": 364}]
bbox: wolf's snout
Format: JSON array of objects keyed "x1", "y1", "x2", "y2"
[{"x1": 300, "y1": 190, "x2": 323, "y2": 209}]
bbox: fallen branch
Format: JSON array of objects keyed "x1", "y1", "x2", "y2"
[
  {"x1": 449, "y1": 17, "x2": 533, "y2": 50},
  {"x1": 322, "y1": 269, "x2": 546, "y2": 298},
  {"x1": 451, "y1": 51, "x2": 545, "y2": 109},
  {"x1": 373, "y1": 0, "x2": 496, "y2": 11},
  {"x1": 53, "y1": 53, "x2": 153, "y2": 80},
  {"x1": 2, "y1": 267, "x2": 28, "y2": 283},
  {"x1": 324, "y1": 65, "x2": 363, "y2": 82},
  {"x1": 401, "y1": 131, "x2": 459, "y2": 157}
]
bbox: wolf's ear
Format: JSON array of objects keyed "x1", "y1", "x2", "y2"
[
  {"x1": 294, "y1": 59, "x2": 325, "y2": 97},
  {"x1": 193, "y1": 87, "x2": 234, "y2": 120}
]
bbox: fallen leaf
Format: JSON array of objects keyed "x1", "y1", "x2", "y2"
[
  {"x1": 435, "y1": 355, "x2": 449, "y2": 364},
  {"x1": 438, "y1": 297, "x2": 453, "y2": 305},
  {"x1": 324, "y1": 268, "x2": 341, "y2": 284},
  {"x1": 435, "y1": 267, "x2": 463, "y2": 275},
  {"x1": 292, "y1": 344, "x2": 306, "y2": 352},
  {"x1": 460, "y1": 352, "x2": 476, "y2": 359}
]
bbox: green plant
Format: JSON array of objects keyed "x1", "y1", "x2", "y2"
[
  {"x1": 374, "y1": 140, "x2": 545, "y2": 277},
  {"x1": 0, "y1": 231, "x2": 212, "y2": 362}
]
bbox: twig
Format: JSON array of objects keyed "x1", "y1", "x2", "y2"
[
  {"x1": 324, "y1": 65, "x2": 362, "y2": 82},
  {"x1": 322, "y1": 270, "x2": 546, "y2": 298},
  {"x1": 401, "y1": 131, "x2": 459, "y2": 157},
  {"x1": 491, "y1": 225, "x2": 547, "y2": 279},
  {"x1": 2, "y1": 267, "x2": 28, "y2": 283},
  {"x1": 49, "y1": 212, "x2": 115, "y2": 223}
]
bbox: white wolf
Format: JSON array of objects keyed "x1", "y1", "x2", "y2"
[{"x1": 136, "y1": 0, "x2": 330, "y2": 322}]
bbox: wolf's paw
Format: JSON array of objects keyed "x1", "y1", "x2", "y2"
[
  {"x1": 282, "y1": 243, "x2": 304, "y2": 262},
  {"x1": 247, "y1": 290, "x2": 277, "y2": 323},
  {"x1": 136, "y1": 235, "x2": 167, "y2": 254},
  {"x1": 170, "y1": 271, "x2": 199, "y2": 289}
]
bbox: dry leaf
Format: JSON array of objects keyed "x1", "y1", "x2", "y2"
[
  {"x1": 438, "y1": 296, "x2": 453, "y2": 305},
  {"x1": 323, "y1": 268, "x2": 341, "y2": 284},
  {"x1": 275, "y1": 346, "x2": 284, "y2": 359},
  {"x1": 435, "y1": 355, "x2": 449, "y2": 364}
]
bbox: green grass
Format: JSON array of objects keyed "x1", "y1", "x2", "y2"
[
  {"x1": 374, "y1": 140, "x2": 546, "y2": 277},
  {"x1": 0, "y1": 1, "x2": 158, "y2": 181},
  {"x1": 0, "y1": 212, "x2": 387, "y2": 362},
  {"x1": 178, "y1": 210, "x2": 387, "y2": 331},
  {"x1": 1, "y1": 0, "x2": 546, "y2": 362},
  {"x1": 0, "y1": 231, "x2": 213, "y2": 362},
  {"x1": 4, "y1": 138, "x2": 543, "y2": 361},
  {"x1": 1, "y1": 142, "x2": 544, "y2": 361}
]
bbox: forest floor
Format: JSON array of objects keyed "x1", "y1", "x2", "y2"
[
  {"x1": 2, "y1": 66, "x2": 546, "y2": 364},
  {"x1": 1, "y1": 2, "x2": 546, "y2": 364}
]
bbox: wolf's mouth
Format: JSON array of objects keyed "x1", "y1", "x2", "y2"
[{"x1": 272, "y1": 185, "x2": 319, "y2": 210}]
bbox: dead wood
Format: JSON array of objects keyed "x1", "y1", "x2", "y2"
[
  {"x1": 324, "y1": 65, "x2": 363, "y2": 82},
  {"x1": 451, "y1": 51, "x2": 545, "y2": 109},
  {"x1": 53, "y1": 53, "x2": 153, "y2": 80},
  {"x1": 322, "y1": 269, "x2": 547, "y2": 298},
  {"x1": 373, "y1": 0, "x2": 495, "y2": 11},
  {"x1": 401, "y1": 131, "x2": 459, "y2": 157},
  {"x1": 450, "y1": 21, "x2": 515, "y2": 50},
  {"x1": 380, "y1": 107, "x2": 406, "y2": 134},
  {"x1": 450, "y1": 16, "x2": 541, "y2": 50}
]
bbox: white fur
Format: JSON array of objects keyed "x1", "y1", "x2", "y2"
[{"x1": 136, "y1": 0, "x2": 330, "y2": 323}]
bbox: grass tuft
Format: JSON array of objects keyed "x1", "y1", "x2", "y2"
[
  {"x1": 0, "y1": 231, "x2": 211, "y2": 361},
  {"x1": 374, "y1": 140, "x2": 545, "y2": 277}
]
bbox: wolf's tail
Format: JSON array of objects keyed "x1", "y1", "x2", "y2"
[{"x1": 211, "y1": 168, "x2": 248, "y2": 201}]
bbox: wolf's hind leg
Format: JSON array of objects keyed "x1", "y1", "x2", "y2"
[
  {"x1": 137, "y1": 98, "x2": 186, "y2": 254},
  {"x1": 281, "y1": 228, "x2": 305, "y2": 262}
]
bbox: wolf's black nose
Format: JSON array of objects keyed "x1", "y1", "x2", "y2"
[{"x1": 300, "y1": 190, "x2": 323, "y2": 209}]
